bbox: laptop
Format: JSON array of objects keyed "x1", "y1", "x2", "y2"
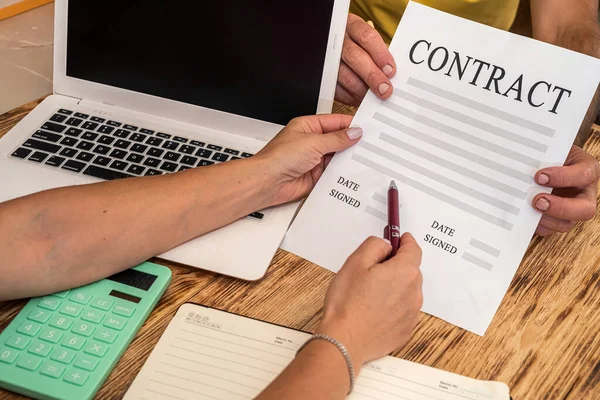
[{"x1": 0, "y1": 0, "x2": 350, "y2": 280}]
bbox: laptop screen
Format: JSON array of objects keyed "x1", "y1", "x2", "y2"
[{"x1": 66, "y1": 1, "x2": 336, "y2": 126}]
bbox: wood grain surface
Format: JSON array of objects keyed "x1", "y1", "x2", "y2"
[{"x1": 1, "y1": 99, "x2": 599, "y2": 399}]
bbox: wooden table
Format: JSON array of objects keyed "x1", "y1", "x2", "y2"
[{"x1": 1, "y1": 99, "x2": 600, "y2": 400}]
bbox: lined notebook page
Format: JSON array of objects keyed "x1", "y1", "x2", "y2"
[{"x1": 124, "y1": 304, "x2": 509, "y2": 400}]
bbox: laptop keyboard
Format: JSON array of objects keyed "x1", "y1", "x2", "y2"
[{"x1": 10, "y1": 109, "x2": 265, "y2": 220}]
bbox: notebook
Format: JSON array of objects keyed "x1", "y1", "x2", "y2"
[{"x1": 124, "y1": 304, "x2": 510, "y2": 399}]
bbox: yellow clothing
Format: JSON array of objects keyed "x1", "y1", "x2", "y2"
[{"x1": 350, "y1": 0, "x2": 520, "y2": 43}]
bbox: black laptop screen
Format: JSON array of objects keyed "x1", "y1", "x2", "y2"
[{"x1": 66, "y1": 0, "x2": 336, "y2": 126}]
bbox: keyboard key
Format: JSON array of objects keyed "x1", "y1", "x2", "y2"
[
  {"x1": 5, "y1": 335, "x2": 30, "y2": 350},
  {"x1": 98, "y1": 135, "x2": 115, "y2": 145},
  {"x1": 83, "y1": 166, "x2": 133, "y2": 181},
  {"x1": 93, "y1": 145, "x2": 111, "y2": 155},
  {"x1": 212, "y1": 152, "x2": 229, "y2": 162},
  {"x1": 0, "y1": 347, "x2": 19, "y2": 364},
  {"x1": 130, "y1": 133, "x2": 147, "y2": 142},
  {"x1": 123, "y1": 124, "x2": 138, "y2": 131},
  {"x1": 76, "y1": 152, "x2": 94, "y2": 162},
  {"x1": 50, "y1": 315, "x2": 74, "y2": 330},
  {"x1": 70, "y1": 290, "x2": 92, "y2": 304},
  {"x1": 90, "y1": 116, "x2": 105, "y2": 123},
  {"x1": 60, "y1": 303, "x2": 83, "y2": 317},
  {"x1": 93, "y1": 156, "x2": 111, "y2": 166},
  {"x1": 76, "y1": 141, "x2": 94, "y2": 151},
  {"x1": 196, "y1": 149, "x2": 212, "y2": 158},
  {"x1": 32, "y1": 130, "x2": 62, "y2": 142},
  {"x1": 144, "y1": 169, "x2": 162, "y2": 176},
  {"x1": 65, "y1": 127, "x2": 83, "y2": 137},
  {"x1": 126, "y1": 153, "x2": 144, "y2": 163},
  {"x1": 113, "y1": 304, "x2": 135, "y2": 317},
  {"x1": 81, "y1": 131, "x2": 99, "y2": 141},
  {"x1": 11, "y1": 147, "x2": 32, "y2": 159},
  {"x1": 109, "y1": 160, "x2": 128, "y2": 171},
  {"x1": 28, "y1": 151, "x2": 49, "y2": 163},
  {"x1": 74, "y1": 112, "x2": 89, "y2": 119},
  {"x1": 162, "y1": 140, "x2": 179, "y2": 150},
  {"x1": 156, "y1": 132, "x2": 171, "y2": 138},
  {"x1": 160, "y1": 161, "x2": 178, "y2": 172},
  {"x1": 181, "y1": 156, "x2": 198, "y2": 166},
  {"x1": 207, "y1": 144, "x2": 222, "y2": 151},
  {"x1": 190, "y1": 140, "x2": 205, "y2": 147},
  {"x1": 140, "y1": 128, "x2": 154, "y2": 134},
  {"x1": 231, "y1": 156, "x2": 241, "y2": 160},
  {"x1": 104, "y1": 316, "x2": 127, "y2": 331},
  {"x1": 17, "y1": 354, "x2": 42, "y2": 371},
  {"x1": 147, "y1": 147, "x2": 164, "y2": 157},
  {"x1": 143, "y1": 157, "x2": 161, "y2": 168},
  {"x1": 59, "y1": 148, "x2": 78, "y2": 158},
  {"x1": 58, "y1": 109, "x2": 73, "y2": 115},
  {"x1": 40, "y1": 361, "x2": 66, "y2": 379},
  {"x1": 50, "y1": 113, "x2": 68, "y2": 123},
  {"x1": 62, "y1": 334, "x2": 85, "y2": 350},
  {"x1": 60, "y1": 136, "x2": 78, "y2": 147},
  {"x1": 74, "y1": 354, "x2": 98, "y2": 371},
  {"x1": 146, "y1": 137, "x2": 163, "y2": 146},
  {"x1": 107, "y1": 120, "x2": 122, "y2": 127},
  {"x1": 198, "y1": 160, "x2": 215, "y2": 166},
  {"x1": 64, "y1": 369, "x2": 89, "y2": 386},
  {"x1": 114, "y1": 129, "x2": 130, "y2": 138},
  {"x1": 51, "y1": 348, "x2": 76, "y2": 364},
  {"x1": 127, "y1": 165, "x2": 146, "y2": 175},
  {"x1": 28, "y1": 340, "x2": 53, "y2": 357},
  {"x1": 81, "y1": 309, "x2": 105, "y2": 324},
  {"x1": 62, "y1": 160, "x2": 86, "y2": 173},
  {"x1": 98, "y1": 125, "x2": 114, "y2": 134},
  {"x1": 131, "y1": 143, "x2": 148, "y2": 153},
  {"x1": 23, "y1": 139, "x2": 61, "y2": 154},
  {"x1": 81, "y1": 121, "x2": 99, "y2": 130},
  {"x1": 178, "y1": 166, "x2": 190, "y2": 172},
  {"x1": 179, "y1": 145, "x2": 196, "y2": 154},
  {"x1": 91, "y1": 297, "x2": 114, "y2": 311},
  {"x1": 39, "y1": 328, "x2": 63, "y2": 344},
  {"x1": 224, "y1": 148, "x2": 240, "y2": 155},
  {"x1": 28, "y1": 308, "x2": 52, "y2": 323},
  {"x1": 241, "y1": 152, "x2": 254, "y2": 158},
  {"x1": 94, "y1": 328, "x2": 118, "y2": 344},
  {"x1": 164, "y1": 151, "x2": 181, "y2": 162},
  {"x1": 174, "y1": 136, "x2": 188, "y2": 143},
  {"x1": 72, "y1": 321, "x2": 95, "y2": 337},
  {"x1": 65, "y1": 117, "x2": 83, "y2": 127},
  {"x1": 114, "y1": 139, "x2": 132, "y2": 149},
  {"x1": 84, "y1": 341, "x2": 109, "y2": 357},
  {"x1": 109, "y1": 149, "x2": 127, "y2": 159},
  {"x1": 41, "y1": 122, "x2": 67, "y2": 133},
  {"x1": 45, "y1": 156, "x2": 66, "y2": 167},
  {"x1": 52, "y1": 290, "x2": 71, "y2": 298},
  {"x1": 39, "y1": 297, "x2": 61, "y2": 311}
]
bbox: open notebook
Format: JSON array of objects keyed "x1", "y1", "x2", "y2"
[{"x1": 124, "y1": 304, "x2": 510, "y2": 399}]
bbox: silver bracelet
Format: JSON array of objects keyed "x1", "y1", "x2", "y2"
[{"x1": 296, "y1": 333, "x2": 356, "y2": 394}]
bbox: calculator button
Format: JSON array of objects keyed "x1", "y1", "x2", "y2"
[
  {"x1": 0, "y1": 347, "x2": 19, "y2": 364},
  {"x1": 39, "y1": 297, "x2": 61, "y2": 311},
  {"x1": 104, "y1": 316, "x2": 127, "y2": 331},
  {"x1": 60, "y1": 303, "x2": 83, "y2": 317},
  {"x1": 82, "y1": 309, "x2": 105, "y2": 324},
  {"x1": 74, "y1": 354, "x2": 99, "y2": 371},
  {"x1": 113, "y1": 304, "x2": 135, "y2": 317},
  {"x1": 64, "y1": 369, "x2": 90, "y2": 386},
  {"x1": 17, "y1": 321, "x2": 42, "y2": 336},
  {"x1": 62, "y1": 334, "x2": 86, "y2": 350},
  {"x1": 84, "y1": 341, "x2": 108, "y2": 357},
  {"x1": 72, "y1": 321, "x2": 95, "y2": 337},
  {"x1": 69, "y1": 290, "x2": 92, "y2": 304},
  {"x1": 28, "y1": 308, "x2": 52, "y2": 323},
  {"x1": 50, "y1": 315, "x2": 74, "y2": 330},
  {"x1": 94, "y1": 328, "x2": 118, "y2": 344},
  {"x1": 5, "y1": 335, "x2": 30, "y2": 350},
  {"x1": 52, "y1": 290, "x2": 71, "y2": 298},
  {"x1": 40, "y1": 361, "x2": 66, "y2": 379},
  {"x1": 90, "y1": 297, "x2": 114, "y2": 311},
  {"x1": 51, "y1": 348, "x2": 76, "y2": 364},
  {"x1": 28, "y1": 340, "x2": 53, "y2": 357},
  {"x1": 17, "y1": 354, "x2": 42, "y2": 371},
  {"x1": 39, "y1": 328, "x2": 64, "y2": 344}
]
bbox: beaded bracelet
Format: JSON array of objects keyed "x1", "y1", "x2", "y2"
[{"x1": 296, "y1": 333, "x2": 356, "y2": 394}]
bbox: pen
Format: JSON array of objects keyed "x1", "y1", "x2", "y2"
[{"x1": 385, "y1": 180, "x2": 400, "y2": 257}]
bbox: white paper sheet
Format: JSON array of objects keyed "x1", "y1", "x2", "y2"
[
  {"x1": 283, "y1": 2, "x2": 600, "y2": 335},
  {"x1": 124, "y1": 304, "x2": 510, "y2": 400}
]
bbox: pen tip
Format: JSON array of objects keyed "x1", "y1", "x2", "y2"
[{"x1": 389, "y1": 180, "x2": 397, "y2": 190}]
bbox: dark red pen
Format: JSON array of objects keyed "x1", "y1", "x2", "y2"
[{"x1": 384, "y1": 180, "x2": 400, "y2": 257}]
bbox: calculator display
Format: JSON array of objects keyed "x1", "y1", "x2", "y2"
[
  {"x1": 107, "y1": 269, "x2": 157, "y2": 291},
  {"x1": 109, "y1": 290, "x2": 141, "y2": 304}
]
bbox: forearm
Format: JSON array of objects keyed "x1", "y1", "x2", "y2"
[{"x1": 0, "y1": 158, "x2": 274, "y2": 300}]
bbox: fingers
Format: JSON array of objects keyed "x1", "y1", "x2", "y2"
[
  {"x1": 535, "y1": 146, "x2": 600, "y2": 189},
  {"x1": 346, "y1": 14, "x2": 396, "y2": 78},
  {"x1": 536, "y1": 215, "x2": 576, "y2": 235},
  {"x1": 336, "y1": 62, "x2": 369, "y2": 106},
  {"x1": 312, "y1": 127, "x2": 363, "y2": 155},
  {"x1": 387, "y1": 233, "x2": 423, "y2": 268},
  {"x1": 532, "y1": 187, "x2": 597, "y2": 221},
  {"x1": 289, "y1": 114, "x2": 353, "y2": 135},
  {"x1": 345, "y1": 236, "x2": 392, "y2": 270}
]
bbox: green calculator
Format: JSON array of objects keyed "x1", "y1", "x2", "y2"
[{"x1": 0, "y1": 261, "x2": 171, "y2": 400}]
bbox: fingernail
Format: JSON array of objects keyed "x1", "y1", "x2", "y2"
[
  {"x1": 536, "y1": 197, "x2": 550, "y2": 212},
  {"x1": 382, "y1": 64, "x2": 394, "y2": 76},
  {"x1": 378, "y1": 83, "x2": 390, "y2": 95},
  {"x1": 537, "y1": 173, "x2": 550, "y2": 185},
  {"x1": 346, "y1": 127, "x2": 363, "y2": 140},
  {"x1": 382, "y1": 239, "x2": 391, "y2": 246}
]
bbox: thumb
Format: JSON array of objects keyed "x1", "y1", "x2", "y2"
[{"x1": 313, "y1": 127, "x2": 363, "y2": 155}]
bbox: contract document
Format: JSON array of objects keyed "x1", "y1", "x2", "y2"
[{"x1": 283, "y1": 2, "x2": 600, "y2": 335}]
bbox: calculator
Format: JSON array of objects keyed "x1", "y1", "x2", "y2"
[{"x1": 0, "y1": 262, "x2": 171, "y2": 400}]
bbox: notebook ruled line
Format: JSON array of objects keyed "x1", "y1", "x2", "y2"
[{"x1": 164, "y1": 353, "x2": 271, "y2": 383}]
